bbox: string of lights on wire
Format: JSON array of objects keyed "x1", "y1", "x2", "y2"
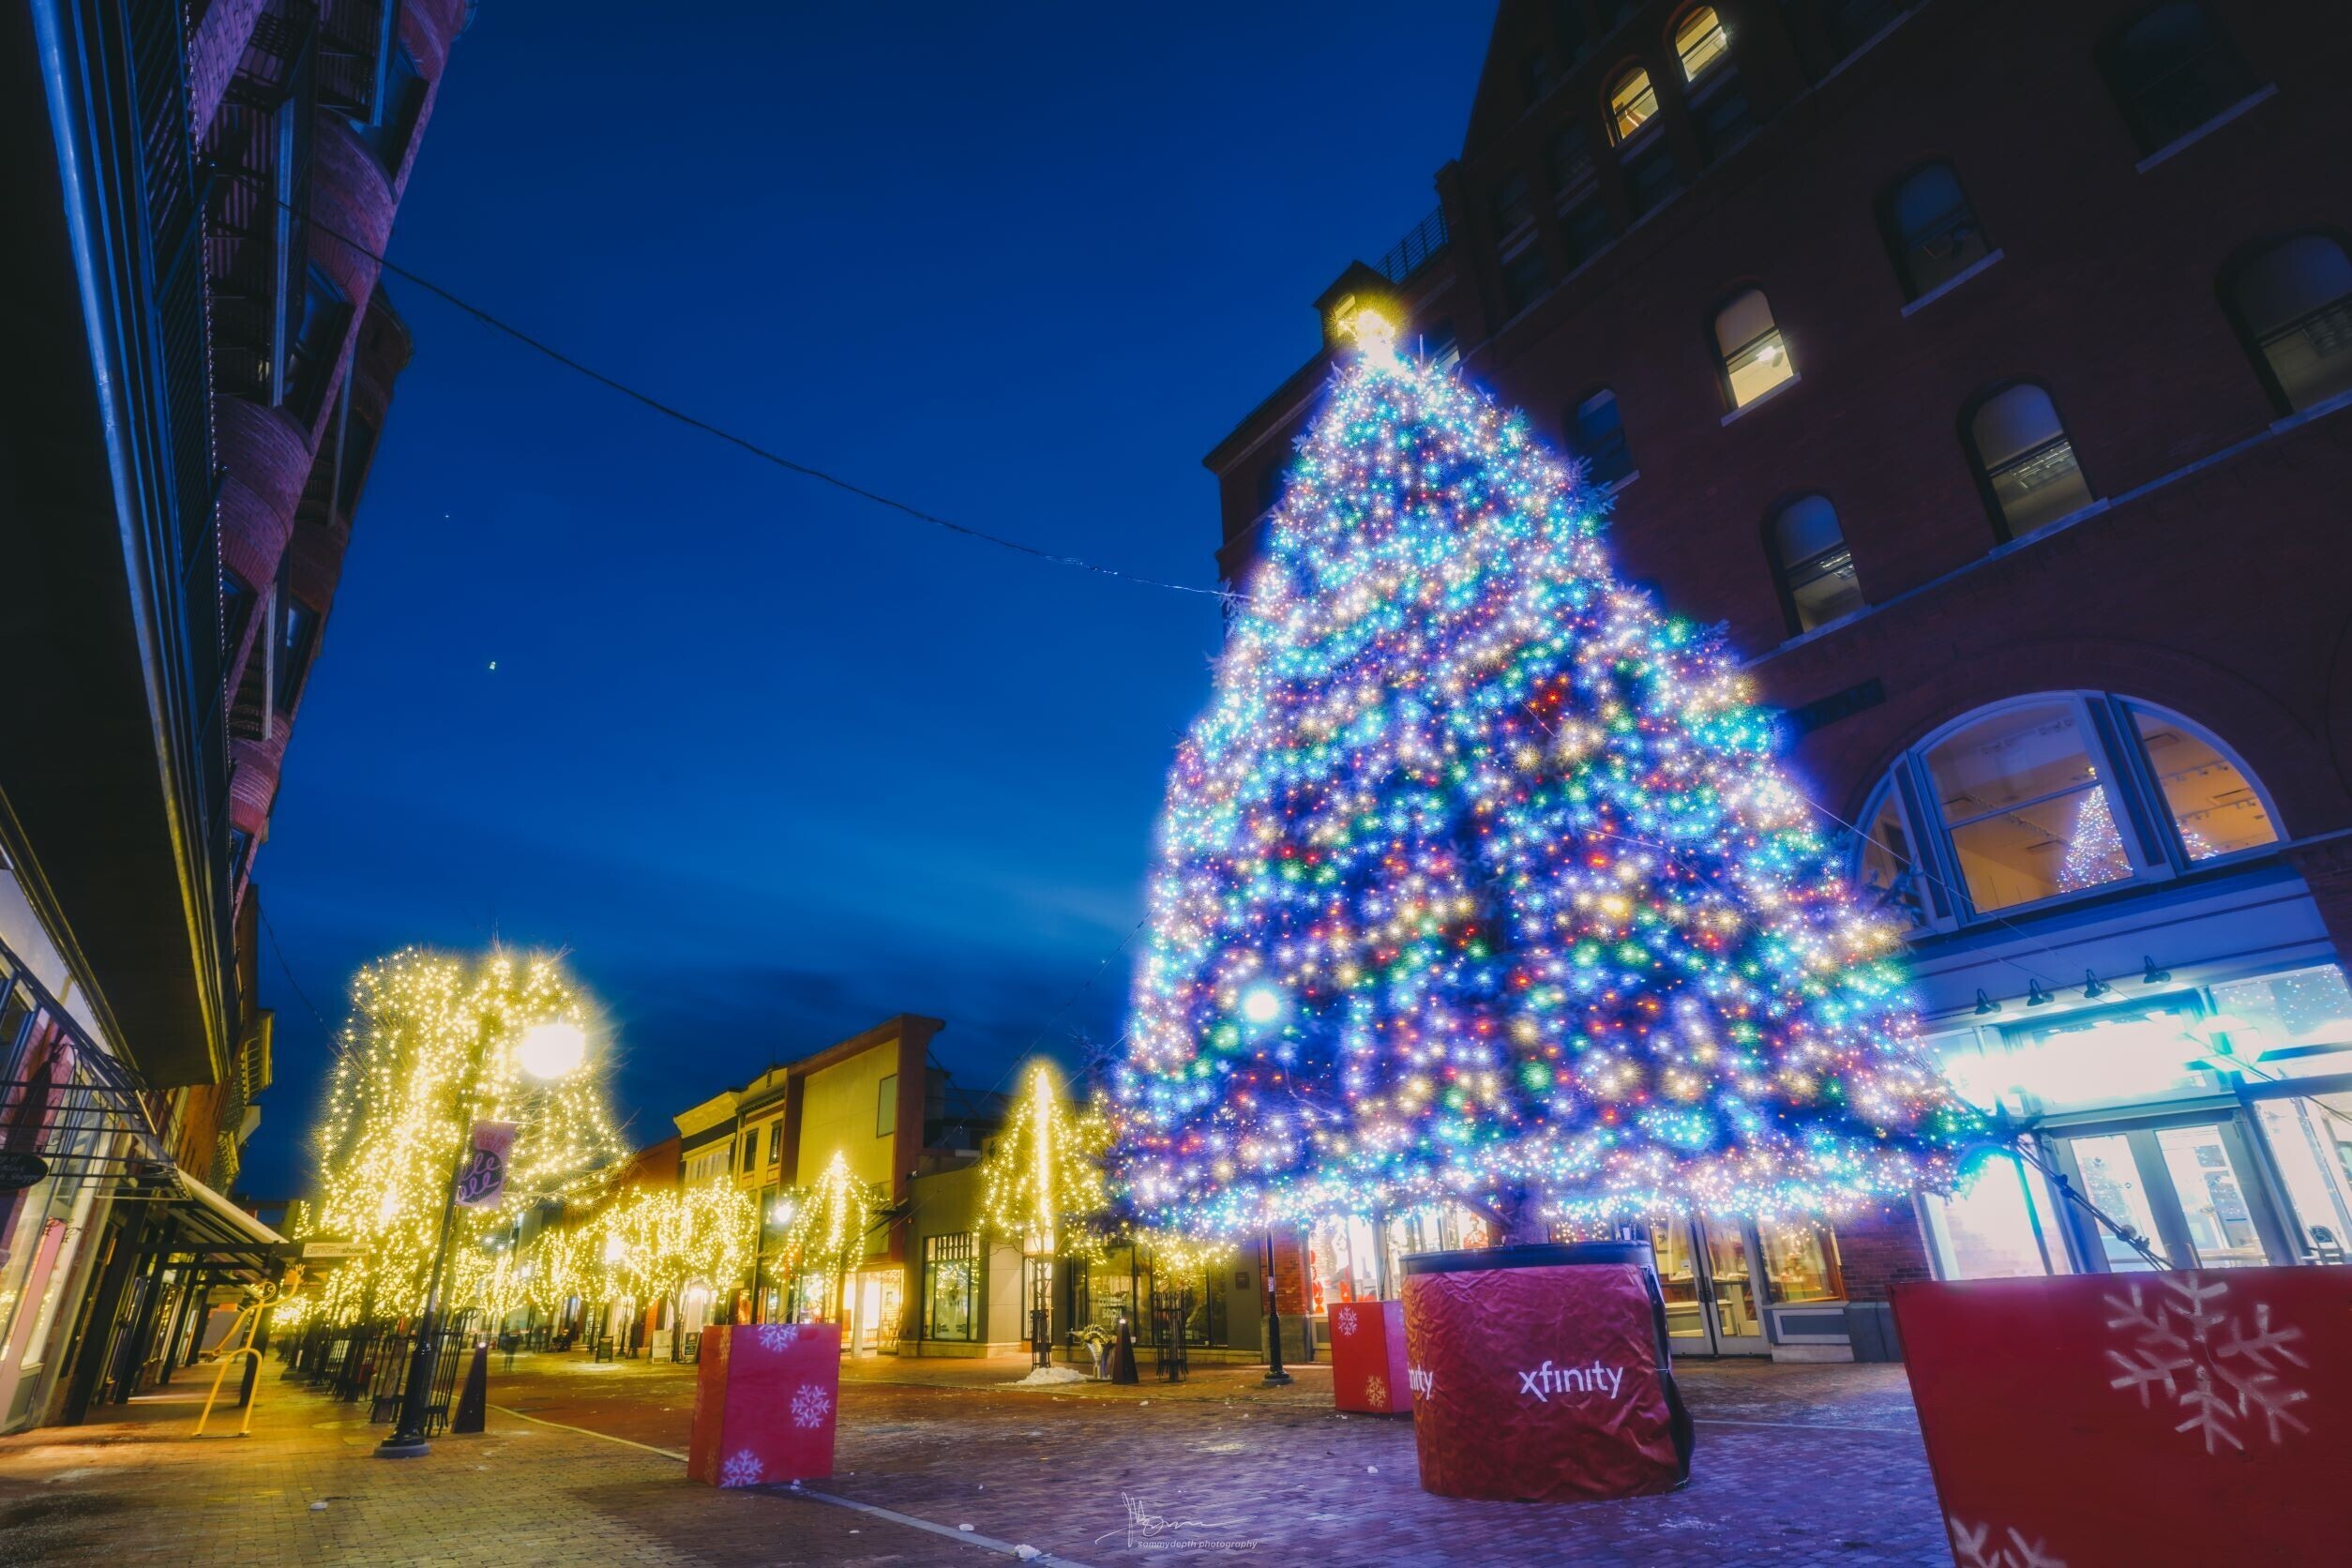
[
  {"x1": 297, "y1": 207, "x2": 1228, "y2": 602},
  {"x1": 1110, "y1": 309, "x2": 1985, "y2": 1239}
]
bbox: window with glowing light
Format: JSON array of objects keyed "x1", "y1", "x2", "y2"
[
  {"x1": 1853, "y1": 694, "x2": 2285, "y2": 928},
  {"x1": 2223, "y1": 234, "x2": 2352, "y2": 415},
  {"x1": 1606, "y1": 66, "x2": 1658, "y2": 143},
  {"x1": 1713, "y1": 289, "x2": 1795, "y2": 409},
  {"x1": 922, "y1": 1231, "x2": 978, "y2": 1342},
  {"x1": 876, "y1": 1074, "x2": 897, "y2": 1138},
  {"x1": 1673, "y1": 8, "x2": 1729, "y2": 82},
  {"x1": 1964, "y1": 382, "x2": 2092, "y2": 540}
]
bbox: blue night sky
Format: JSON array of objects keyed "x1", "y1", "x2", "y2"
[{"x1": 242, "y1": 3, "x2": 1498, "y2": 1197}]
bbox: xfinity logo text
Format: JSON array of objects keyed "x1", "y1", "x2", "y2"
[
  {"x1": 1406, "y1": 1365, "x2": 1436, "y2": 1398},
  {"x1": 1516, "y1": 1360, "x2": 1627, "y2": 1402}
]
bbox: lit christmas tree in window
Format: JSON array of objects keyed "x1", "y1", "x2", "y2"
[{"x1": 1112, "y1": 310, "x2": 1982, "y2": 1242}]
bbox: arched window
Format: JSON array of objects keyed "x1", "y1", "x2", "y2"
[
  {"x1": 1607, "y1": 66, "x2": 1659, "y2": 143},
  {"x1": 1965, "y1": 383, "x2": 2091, "y2": 540},
  {"x1": 2099, "y1": 3, "x2": 2256, "y2": 156},
  {"x1": 1673, "y1": 8, "x2": 1729, "y2": 81},
  {"x1": 1854, "y1": 693, "x2": 2281, "y2": 925},
  {"x1": 1879, "y1": 162, "x2": 1991, "y2": 301},
  {"x1": 1767, "y1": 495, "x2": 1862, "y2": 633},
  {"x1": 1713, "y1": 289, "x2": 1795, "y2": 409},
  {"x1": 1565, "y1": 388, "x2": 1635, "y2": 488},
  {"x1": 2224, "y1": 234, "x2": 2352, "y2": 414}
]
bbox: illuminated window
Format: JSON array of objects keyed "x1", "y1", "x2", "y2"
[
  {"x1": 2099, "y1": 3, "x2": 2257, "y2": 156},
  {"x1": 1966, "y1": 383, "x2": 2092, "y2": 539},
  {"x1": 765, "y1": 1123, "x2": 782, "y2": 1167},
  {"x1": 2127, "y1": 703, "x2": 2279, "y2": 858},
  {"x1": 1768, "y1": 494, "x2": 1862, "y2": 632},
  {"x1": 1607, "y1": 66, "x2": 1658, "y2": 143},
  {"x1": 1674, "y1": 8, "x2": 1729, "y2": 81},
  {"x1": 1856, "y1": 694, "x2": 2283, "y2": 928},
  {"x1": 877, "y1": 1074, "x2": 897, "y2": 1138},
  {"x1": 1713, "y1": 289, "x2": 1795, "y2": 409},
  {"x1": 2224, "y1": 234, "x2": 2352, "y2": 414},
  {"x1": 1880, "y1": 162, "x2": 1991, "y2": 300}
]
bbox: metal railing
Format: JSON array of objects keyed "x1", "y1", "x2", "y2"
[{"x1": 1376, "y1": 206, "x2": 1451, "y2": 285}]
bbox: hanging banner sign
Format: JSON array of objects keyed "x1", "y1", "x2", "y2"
[
  {"x1": 455, "y1": 1121, "x2": 519, "y2": 1208},
  {"x1": 0, "y1": 1151, "x2": 49, "y2": 1190}
]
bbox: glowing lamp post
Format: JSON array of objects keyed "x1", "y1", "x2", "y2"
[{"x1": 378, "y1": 1012, "x2": 586, "y2": 1459}]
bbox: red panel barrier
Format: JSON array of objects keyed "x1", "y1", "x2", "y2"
[
  {"x1": 686, "y1": 1321, "x2": 842, "y2": 1488},
  {"x1": 1401, "y1": 1250, "x2": 1691, "y2": 1502},
  {"x1": 1893, "y1": 1268, "x2": 2352, "y2": 1564},
  {"x1": 1330, "y1": 1298, "x2": 1412, "y2": 1414}
]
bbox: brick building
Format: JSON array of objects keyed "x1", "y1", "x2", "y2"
[
  {"x1": 0, "y1": 0, "x2": 471, "y2": 1429},
  {"x1": 1204, "y1": 0, "x2": 2352, "y2": 1356}
]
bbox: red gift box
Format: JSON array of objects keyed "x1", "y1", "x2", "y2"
[
  {"x1": 686, "y1": 1321, "x2": 842, "y2": 1488},
  {"x1": 1894, "y1": 1267, "x2": 2352, "y2": 1564},
  {"x1": 1401, "y1": 1247, "x2": 1691, "y2": 1502},
  {"x1": 1331, "y1": 1298, "x2": 1412, "y2": 1414}
]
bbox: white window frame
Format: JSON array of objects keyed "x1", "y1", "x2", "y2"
[{"x1": 1848, "y1": 691, "x2": 2286, "y2": 932}]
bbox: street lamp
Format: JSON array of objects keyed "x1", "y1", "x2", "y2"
[
  {"x1": 1260, "y1": 1230, "x2": 1291, "y2": 1387},
  {"x1": 378, "y1": 1013, "x2": 585, "y2": 1459}
]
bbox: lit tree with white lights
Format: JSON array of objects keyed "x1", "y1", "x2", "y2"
[
  {"x1": 1113, "y1": 309, "x2": 1983, "y2": 1243},
  {"x1": 301, "y1": 949, "x2": 626, "y2": 1320}
]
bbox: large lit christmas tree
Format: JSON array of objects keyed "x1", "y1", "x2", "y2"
[{"x1": 1112, "y1": 310, "x2": 1982, "y2": 1241}]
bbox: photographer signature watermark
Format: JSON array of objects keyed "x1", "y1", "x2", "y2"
[{"x1": 1095, "y1": 1491, "x2": 1260, "y2": 1554}]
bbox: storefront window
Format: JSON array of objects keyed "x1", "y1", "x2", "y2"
[
  {"x1": 2254, "y1": 1094, "x2": 2352, "y2": 1263},
  {"x1": 2206, "y1": 966, "x2": 2352, "y2": 1079},
  {"x1": 1088, "y1": 1250, "x2": 1138, "y2": 1334},
  {"x1": 923, "y1": 1232, "x2": 977, "y2": 1342},
  {"x1": 1857, "y1": 788, "x2": 1928, "y2": 927},
  {"x1": 2128, "y1": 706, "x2": 2277, "y2": 858},
  {"x1": 1649, "y1": 1222, "x2": 1708, "y2": 1342},
  {"x1": 1988, "y1": 996, "x2": 2215, "y2": 1115},
  {"x1": 1926, "y1": 1152, "x2": 2069, "y2": 1279},
  {"x1": 1310, "y1": 1215, "x2": 1382, "y2": 1309},
  {"x1": 2068, "y1": 1133, "x2": 2168, "y2": 1273},
  {"x1": 1924, "y1": 701, "x2": 2133, "y2": 912},
  {"x1": 2151, "y1": 1124, "x2": 2268, "y2": 1267},
  {"x1": 1759, "y1": 1224, "x2": 1845, "y2": 1303}
]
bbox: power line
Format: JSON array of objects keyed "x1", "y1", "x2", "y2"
[
  {"x1": 258, "y1": 900, "x2": 332, "y2": 1033},
  {"x1": 296, "y1": 205, "x2": 1233, "y2": 603}
]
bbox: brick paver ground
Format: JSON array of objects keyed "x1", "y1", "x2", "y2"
[{"x1": 0, "y1": 1347, "x2": 1955, "y2": 1566}]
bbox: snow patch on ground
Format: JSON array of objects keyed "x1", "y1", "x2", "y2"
[{"x1": 1008, "y1": 1365, "x2": 1090, "y2": 1388}]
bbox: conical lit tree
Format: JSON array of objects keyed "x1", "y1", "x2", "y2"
[
  {"x1": 773, "y1": 1151, "x2": 884, "y2": 1323},
  {"x1": 979, "y1": 1062, "x2": 1111, "y2": 1257},
  {"x1": 302, "y1": 948, "x2": 626, "y2": 1320},
  {"x1": 1112, "y1": 309, "x2": 1983, "y2": 1242}
]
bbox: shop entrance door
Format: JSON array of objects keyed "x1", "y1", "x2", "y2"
[
  {"x1": 2050, "y1": 1118, "x2": 2292, "y2": 1271},
  {"x1": 1648, "y1": 1219, "x2": 1769, "y2": 1356}
]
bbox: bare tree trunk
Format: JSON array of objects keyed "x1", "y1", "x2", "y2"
[{"x1": 1464, "y1": 1187, "x2": 1554, "y2": 1245}]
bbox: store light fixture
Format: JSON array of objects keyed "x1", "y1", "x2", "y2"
[
  {"x1": 2141, "y1": 956, "x2": 2172, "y2": 986},
  {"x1": 1974, "y1": 989, "x2": 2002, "y2": 1016},
  {"x1": 2083, "y1": 970, "x2": 2112, "y2": 1001},
  {"x1": 2027, "y1": 980, "x2": 2053, "y2": 1007}
]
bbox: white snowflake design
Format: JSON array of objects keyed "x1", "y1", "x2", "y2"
[
  {"x1": 756, "y1": 1321, "x2": 800, "y2": 1353},
  {"x1": 1362, "y1": 1375, "x2": 1388, "y2": 1409},
  {"x1": 1948, "y1": 1516, "x2": 2066, "y2": 1568},
  {"x1": 2103, "y1": 1273, "x2": 2310, "y2": 1455},
  {"x1": 720, "y1": 1449, "x2": 765, "y2": 1487},
  {"x1": 791, "y1": 1381, "x2": 834, "y2": 1430},
  {"x1": 1334, "y1": 1305, "x2": 1359, "y2": 1337}
]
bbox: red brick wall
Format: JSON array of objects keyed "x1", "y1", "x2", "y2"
[
  {"x1": 1270, "y1": 1230, "x2": 1314, "y2": 1316},
  {"x1": 1836, "y1": 1205, "x2": 1936, "y2": 1302}
]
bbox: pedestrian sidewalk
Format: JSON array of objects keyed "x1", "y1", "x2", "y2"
[{"x1": 0, "y1": 1369, "x2": 969, "y2": 1565}]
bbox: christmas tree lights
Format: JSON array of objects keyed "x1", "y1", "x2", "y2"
[
  {"x1": 599, "y1": 1182, "x2": 757, "y2": 1354},
  {"x1": 772, "y1": 1151, "x2": 884, "y2": 1320},
  {"x1": 300, "y1": 948, "x2": 626, "y2": 1320},
  {"x1": 978, "y1": 1063, "x2": 1111, "y2": 1258},
  {"x1": 1113, "y1": 311, "x2": 1983, "y2": 1239}
]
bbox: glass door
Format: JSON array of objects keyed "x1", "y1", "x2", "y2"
[
  {"x1": 1648, "y1": 1219, "x2": 1769, "y2": 1355},
  {"x1": 2054, "y1": 1120, "x2": 2290, "y2": 1270}
]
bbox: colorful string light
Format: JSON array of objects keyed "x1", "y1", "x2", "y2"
[{"x1": 1111, "y1": 312, "x2": 1983, "y2": 1238}]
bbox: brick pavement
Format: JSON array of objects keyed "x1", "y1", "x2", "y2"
[{"x1": 0, "y1": 1349, "x2": 1957, "y2": 1566}]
